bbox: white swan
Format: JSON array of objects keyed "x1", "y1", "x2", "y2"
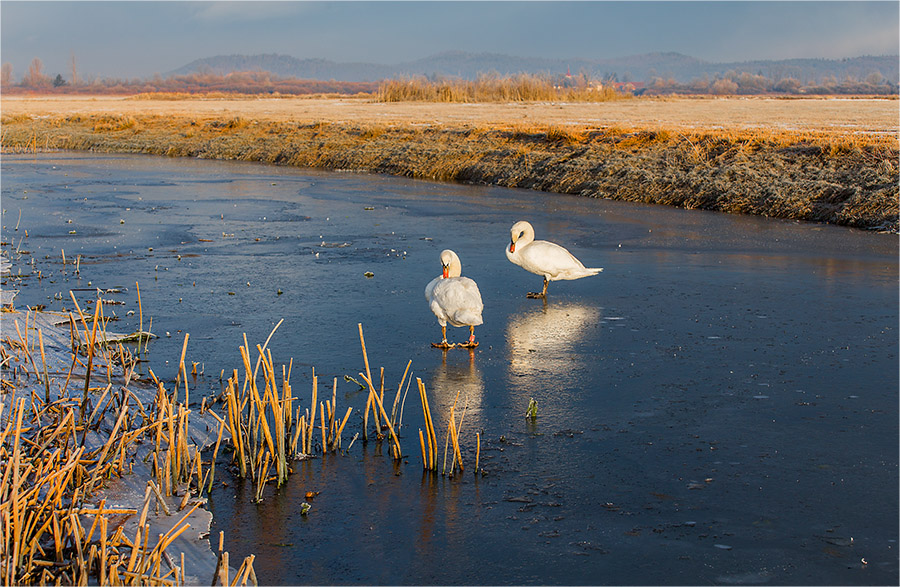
[
  {"x1": 425, "y1": 249, "x2": 484, "y2": 348},
  {"x1": 506, "y1": 220, "x2": 602, "y2": 298}
]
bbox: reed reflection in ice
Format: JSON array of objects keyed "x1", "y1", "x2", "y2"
[{"x1": 427, "y1": 351, "x2": 485, "y2": 429}]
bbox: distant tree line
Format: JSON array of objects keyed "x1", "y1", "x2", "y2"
[
  {"x1": 1, "y1": 59, "x2": 378, "y2": 95},
  {"x1": 641, "y1": 70, "x2": 898, "y2": 96},
  {"x1": 2, "y1": 57, "x2": 896, "y2": 97}
]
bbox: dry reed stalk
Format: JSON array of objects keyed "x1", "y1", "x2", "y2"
[
  {"x1": 13, "y1": 318, "x2": 40, "y2": 380},
  {"x1": 320, "y1": 401, "x2": 326, "y2": 455},
  {"x1": 417, "y1": 379, "x2": 436, "y2": 470},
  {"x1": 328, "y1": 377, "x2": 337, "y2": 449},
  {"x1": 358, "y1": 371, "x2": 401, "y2": 459},
  {"x1": 441, "y1": 403, "x2": 453, "y2": 475},
  {"x1": 282, "y1": 361, "x2": 293, "y2": 451},
  {"x1": 448, "y1": 403, "x2": 464, "y2": 474},
  {"x1": 475, "y1": 432, "x2": 481, "y2": 474},
  {"x1": 335, "y1": 407, "x2": 353, "y2": 450},
  {"x1": 133, "y1": 281, "x2": 144, "y2": 355},
  {"x1": 253, "y1": 452, "x2": 270, "y2": 502},
  {"x1": 37, "y1": 330, "x2": 51, "y2": 404},
  {"x1": 206, "y1": 410, "x2": 227, "y2": 494},
  {"x1": 418, "y1": 429, "x2": 427, "y2": 469},
  {"x1": 291, "y1": 414, "x2": 304, "y2": 456},
  {"x1": 259, "y1": 347, "x2": 287, "y2": 484},
  {"x1": 231, "y1": 553, "x2": 256, "y2": 587},
  {"x1": 357, "y1": 324, "x2": 376, "y2": 440},
  {"x1": 79, "y1": 300, "x2": 102, "y2": 426},
  {"x1": 390, "y1": 360, "x2": 412, "y2": 431},
  {"x1": 174, "y1": 333, "x2": 189, "y2": 405},
  {"x1": 307, "y1": 376, "x2": 318, "y2": 455},
  {"x1": 225, "y1": 377, "x2": 247, "y2": 477},
  {"x1": 68, "y1": 292, "x2": 91, "y2": 347}
]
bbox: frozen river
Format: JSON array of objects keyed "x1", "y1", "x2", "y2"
[{"x1": 2, "y1": 152, "x2": 897, "y2": 585}]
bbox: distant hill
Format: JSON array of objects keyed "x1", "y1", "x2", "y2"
[{"x1": 167, "y1": 51, "x2": 900, "y2": 85}]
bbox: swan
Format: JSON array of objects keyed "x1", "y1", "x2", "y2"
[
  {"x1": 425, "y1": 249, "x2": 484, "y2": 348},
  {"x1": 506, "y1": 220, "x2": 602, "y2": 298}
]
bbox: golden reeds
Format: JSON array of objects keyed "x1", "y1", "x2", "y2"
[
  {"x1": 0, "y1": 289, "x2": 253, "y2": 585},
  {"x1": 417, "y1": 378, "x2": 437, "y2": 471},
  {"x1": 376, "y1": 74, "x2": 631, "y2": 103},
  {"x1": 357, "y1": 324, "x2": 402, "y2": 459}
]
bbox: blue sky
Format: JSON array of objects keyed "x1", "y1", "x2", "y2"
[{"x1": 1, "y1": 1, "x2": 898, "y2": 80}]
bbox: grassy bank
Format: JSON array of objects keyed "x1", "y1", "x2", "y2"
[{"x1": 1, "y1": 104, "x2": 897, "y2": 231}]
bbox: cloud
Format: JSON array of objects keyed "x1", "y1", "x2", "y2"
[{"x1": 190, "y1": 1, "x2": 310, "y2": 24}]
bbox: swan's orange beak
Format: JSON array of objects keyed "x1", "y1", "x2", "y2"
[
  {"x1": 442, "y1": 265, "x2": 449, "y2": 278},
  {"x1": 509, "y1": 242, "x2": 516, "y2": 253}
]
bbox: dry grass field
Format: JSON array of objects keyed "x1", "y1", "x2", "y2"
[
  {"x1": 3, "y1": 94, "x2": 898, "y2": 134},
  {"x1": 2, "y1": 94, "x2": 898, "y2": 230}
]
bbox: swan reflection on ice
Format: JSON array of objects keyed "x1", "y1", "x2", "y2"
[{"x1": 506, "y1": 301, "x2": 602, "y2": 382}]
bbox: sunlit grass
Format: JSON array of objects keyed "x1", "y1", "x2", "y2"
[{"x1": 376, "y1": 74, "x2": 632, "y2": 103}]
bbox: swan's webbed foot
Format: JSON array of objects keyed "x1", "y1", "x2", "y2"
[
  {"x1": 432, "y1": 341, "x2": 455, "y2": 349},
  {"x1": 527, "y1": 278, "x2": 550, "y2": 299},
  {"x1": 457, "y1": 341, "x2": 479, "y2": 349}
]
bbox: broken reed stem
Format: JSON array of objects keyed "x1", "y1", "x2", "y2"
[
  {"x1": 136, "y1": 281, "x2": 143, "y2": 355},
  {"x1": 80, "y1": 299, "x2": 101, "y2": 427},
  {"x1": 175, "y1": 333, "x2": 189, "y2": 405}
]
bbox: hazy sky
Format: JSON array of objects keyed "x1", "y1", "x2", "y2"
[{"x1": 2, "y1": 1, "x2": 898, "y2": 80}]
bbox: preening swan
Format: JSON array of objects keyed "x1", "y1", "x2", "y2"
[
  {"x1": 506, "y1": 220, "x2": 602, "y2": 298},
  {"x1": 425, "y1": 249, "x2": 484, "y2": 348}
]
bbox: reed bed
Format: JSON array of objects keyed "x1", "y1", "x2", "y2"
[
  {"x1": 216, "y1": 322, "x2": 418, "y2": 501},
  {"x1": 210, "y1": 318, "x2": 481, "y2": 502},
  {"x1": 215, "y1": 320, "x2": 363, "y2": 502},
  {"x1": 376, "y1": 74, "x2": 630, "y2": 103},
  {"x1": 0, "y1": 288, "x2": 253, "y2": 585}
]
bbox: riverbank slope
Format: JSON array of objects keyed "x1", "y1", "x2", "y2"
[{"x1": 2, "y1": 95, "x2": 897, "y2": 231}]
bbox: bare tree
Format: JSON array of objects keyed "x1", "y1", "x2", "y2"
[
  {"x1": 70, "y1": 52, "x2": 79, "y2": 86},
  {"x1": 1, "y1": 63, "x2": 12, "y2": 87},
  {"x1": 24, "y1": 57, "x2": 49, "y2": 88}
]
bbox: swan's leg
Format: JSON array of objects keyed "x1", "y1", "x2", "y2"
[
  {"x1": 432, "y1": 324, "x2": 454, "y2": 349},
  {"x1": 458, "y1": 325, "x2": 479, "y2": 349},
  {"x1": 527, "y1": 277, "x2": 549, "y2": 299}
]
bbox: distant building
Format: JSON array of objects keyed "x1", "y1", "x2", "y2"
[{"x1": 610, "y1": 81, "x2": 645, "y2": 93}]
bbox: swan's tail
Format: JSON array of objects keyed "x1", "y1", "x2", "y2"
[
  {"x1": 452, "y1": 310, "x2": 483, "y2": 327},
  {"x1": 557, "y1": 267, "x2": 603, "y2": 280}
]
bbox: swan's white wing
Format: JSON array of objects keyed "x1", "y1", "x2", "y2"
[
  {"x1": 519, "y1": 240, "x2": 593, "y2": 279},
  {"x1": 432, "y1": 277, "x2": 483, "y2": 327}
]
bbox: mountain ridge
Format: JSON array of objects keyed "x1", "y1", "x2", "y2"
[{"x1": 167, "y1": 51, "x2": 900, "y2": 84}]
